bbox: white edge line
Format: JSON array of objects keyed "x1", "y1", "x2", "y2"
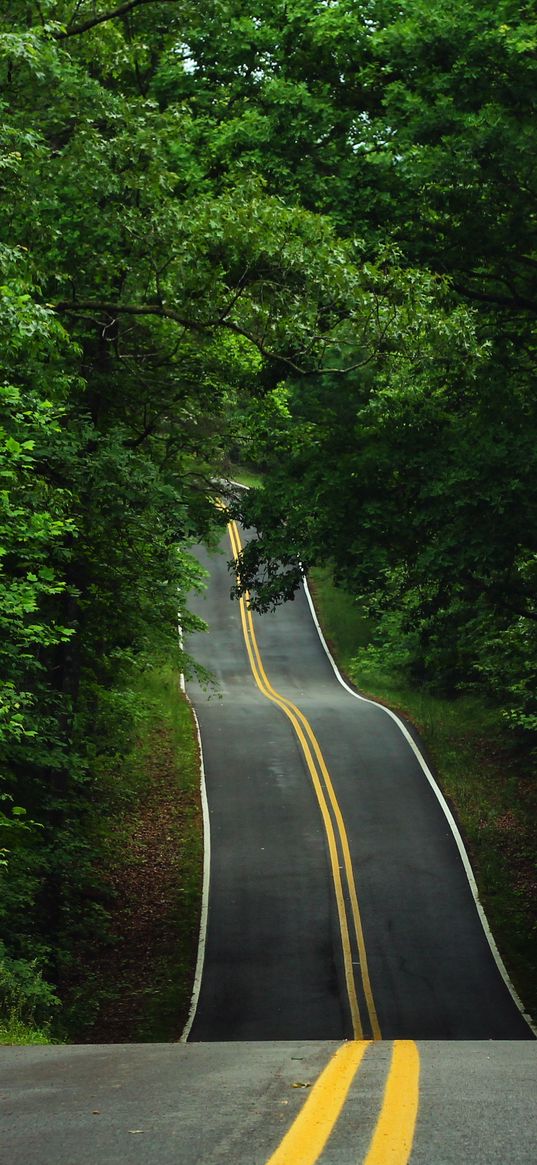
[
  {"x1": 302, "y1": 574, "x2": 536, "y2": 1037},
  {"x1": 178, "y1": 619, "x2": 186, "y2": 692},
  {"x1": 226, "y1": 478, "x2": 250, "y2": 492},
  {"x1": 179, "y1": 693, "x2": 211, "y2": 1043}
]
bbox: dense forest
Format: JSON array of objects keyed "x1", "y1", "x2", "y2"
[{"x1": 1, "y1": 1, "x2": 536, "y2": 1037}]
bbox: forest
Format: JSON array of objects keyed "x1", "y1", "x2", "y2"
[{"x1": 1, "y1": 0, "x2": 536, "y2": 1039}]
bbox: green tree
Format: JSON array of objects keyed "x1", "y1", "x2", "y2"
[{"x1": 226, "y1": 1, "x2": 537, "y2": 730}]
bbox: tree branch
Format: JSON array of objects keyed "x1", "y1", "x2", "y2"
[
  {"x1": 54, "y1": 298, "x2": 315, "y2": 373},
  {"x1": 55, "y1": 298, "x2": 198, "y2": 326},
  {"x1": 54, "y1": 297, "x2": 376, "y2": 376},
  {"x1": 453, "y1": 282, "x2": 537, "y2": 314},
  {"x1": 56, "y1": 0, "x2": 175, "y2": 40}
]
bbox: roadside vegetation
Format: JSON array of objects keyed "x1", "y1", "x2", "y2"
[
  {"x1": 1, "y1": 658, "x2": 203, "y2": 1045},
  {"x1": 58, "y1": 662, "x2": 203, "y2": 1043},
  {"x1": 226, "y1": 464, "x2": 265, "y2": 491},
  {"x1": 2, "y1": 1, "x2": 535, "y2": 1041}
]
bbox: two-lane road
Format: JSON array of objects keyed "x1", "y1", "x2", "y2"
[{"x1": 186, "y1": 526, "x2": 532, "y2": 1042}]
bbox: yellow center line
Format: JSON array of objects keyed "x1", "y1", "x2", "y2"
[
  {"x1": 225, "y1": 514, "x2": 420, "y2": 1165},
  {"x1": 263, "y1": 1040, "x2": 420, "y2": 1165},
  {"x1": 228, "y1": 522, "x2": 362, "y2": 1037},
  {"x1": 363, "y1": 1041, "x2": 420, "y2": 1165},
  {"x1": 228, "y1": 519, "x2": 380, "y2": 1040},
  {"x1": 237, "y1": 556, "x2": 381, "y2": 1041},
  {"x1": 243, "y1": 594, "x2": 380, "y2": 1039},
  {"x1": 265, "y1": 1041, "x2": 370, "y2": 1165}
]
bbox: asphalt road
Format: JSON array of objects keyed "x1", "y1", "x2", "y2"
[
  {"x1": 3, "y1": 1041, "x2": 537, "y2": 1165},
  {"x1": 187, "y1": 531, "x2": 533, "y2": 1042}
]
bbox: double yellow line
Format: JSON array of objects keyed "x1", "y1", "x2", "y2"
[
  {"x1": 265, "y1": 1040, "x2": 420, "y2": 1165},
  {"x1": 228, "y1": 520, "x2": 380, "y2": 1042}
]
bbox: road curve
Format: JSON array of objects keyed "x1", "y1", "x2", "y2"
[{"x1": 186, "y1": 530, "x2": 533, "y2": 1042}]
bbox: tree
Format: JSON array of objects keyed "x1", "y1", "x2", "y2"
[{"x1": 226, "y1": 1, "x2": 537, "y2": 728}]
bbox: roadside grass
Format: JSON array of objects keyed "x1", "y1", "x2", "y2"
[
  {"x1": 308, "y1": 566, "x2": 371, "y2": 670},
  {"x1": 225, "y1": 463, "x2": 265, "y2": 489},
  {"x1": 308, "y1": 566, "x2": 537, "y2": 1022},
  {"x1": 0, "y1": 1015, "x2": 53, "y2": 1045},
  {"x1": 60, "y1": 661, "x2": 202, "y2": 1043},
  {"x1": 126, "y1": 664, "x2": 202, "y2": 1042}
]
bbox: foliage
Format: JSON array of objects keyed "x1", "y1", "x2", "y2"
[
  {"x1": 1, "y1": 6, "x2": 223, "y2": 1027},
  {"x1": 228, "y1": 0, "x2": 537, "y2": 737},
  {"x1": 0, "y1": 938, "x2": 59, "y2": 1040}
]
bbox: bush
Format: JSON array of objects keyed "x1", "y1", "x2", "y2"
[{"x1": 0, "y1": 940, "x2": 59, "y2": 1029}]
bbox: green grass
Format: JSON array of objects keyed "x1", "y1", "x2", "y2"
[
  {"x1": 130, "y1": 664, "x2": 202, "y2": 1042},
  {"x1": 0, "y1": 1015, "x2": 54, "y2": 1045},
  {"x1": 226, "y1": 463, "x2": 264, "y2": 489},
  {"x1": 309, "y1": 566, "x2": 537, "y2": 1021},
  {"x1": 308, "y1": 565, "x2": 371, "y2": 671}
]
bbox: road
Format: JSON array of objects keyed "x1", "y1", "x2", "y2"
[
  {"x1": 186, "y1": 525, "x2": 532, "y2": 1042},
  {"x1": 3, "y1": 1040, "x2": 537, "y2": 1165}
]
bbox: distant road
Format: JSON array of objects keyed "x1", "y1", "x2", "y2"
[{"x1": 187, "y1": 526, "x2": 533, "y2": 1042}]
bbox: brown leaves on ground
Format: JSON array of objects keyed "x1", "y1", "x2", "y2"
[{"x1": 74, "y1": 721, "x2": 202, "y2": 1043}]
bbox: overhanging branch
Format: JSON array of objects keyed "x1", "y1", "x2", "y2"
[
  {"x1": 54, "y1": 298, "x2": 363, "y2": 375},
  {"x1": 453, "y1": 282, "x2": 537, "y2": 314},
  {"x1": 56, "y1": 0, "x2": 176, "y2": 39}
]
